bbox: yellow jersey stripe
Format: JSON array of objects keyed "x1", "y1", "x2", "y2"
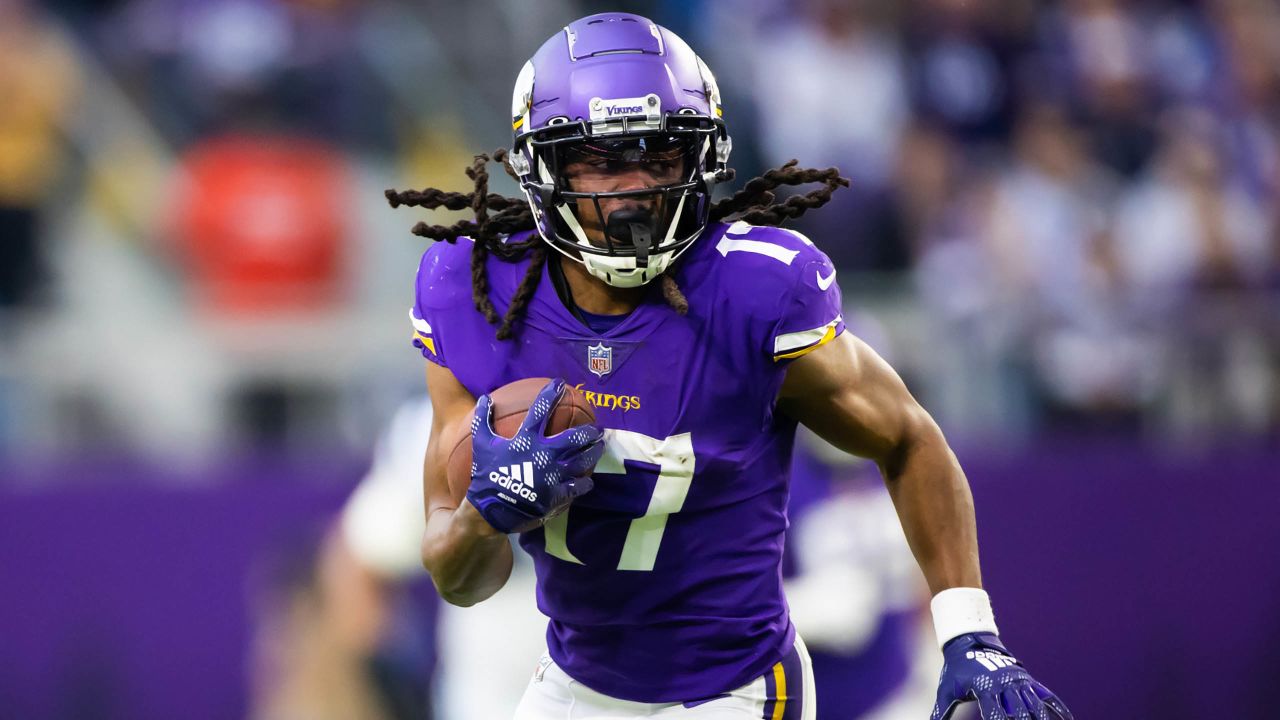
[
  {"x1": 770, "y1": 661, "x2": 787, "y2": 720},
  {"x1": 512, "y1": 116, "x2": 525, "y2": 130},
  {"x1": 413, "y1": 331, "x2": 436, "y2": 356}
]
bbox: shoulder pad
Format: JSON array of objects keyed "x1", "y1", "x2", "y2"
[
  {"x1": 415, "y1": 237, "x2": 475, "y2": 311},
  {"x1": 706, "y1": 221, "x2": 844, "y2": 363}
]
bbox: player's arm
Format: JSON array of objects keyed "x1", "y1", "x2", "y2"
[
  {"x1": 779, "y1": 332, "x2": 1073, "y2": 719},
  {"x1": 778, "y1": 331, "x2": 979, "y2": 595},
  {"x1": 420, "y1": 361, "x2": 513, "y2": 607}
]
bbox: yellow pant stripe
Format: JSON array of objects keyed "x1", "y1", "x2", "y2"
[{"x1": 771, "y1": 661, "x2": 787, "y2": 720}]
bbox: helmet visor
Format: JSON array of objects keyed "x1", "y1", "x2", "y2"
[{"x1": 561, "y1": 135, "x2": 697, "y2": 185}]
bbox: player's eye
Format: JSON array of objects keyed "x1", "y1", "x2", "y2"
[{"x1": 564, "y1": 157, "x2": 608, "y2": 177}]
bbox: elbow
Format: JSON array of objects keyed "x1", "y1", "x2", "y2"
[
  {"x1": 436, "y1": 586, "x2": 482, "y2": 607},
  {"x1": 420, "y1": 533, "x2": 439, "y2": 577},
  {"x1": 420, "y1": 541, "x2": 507, "y2": 607},
  {"x1": 422, "y1": 554, "x2": 481, "y2": 606},
  {"x1": 419, "y1": 547, "x2": 469, "y2": 606},
  {"x1": 883, "y1": 405, "x2": 950, "y2": 480},
  {"x1": 418, "y1": 508, "x2": 512, "y2": 606},
  {"x1": 429, "y1": 572, "x2": 499, "y2": 607}
]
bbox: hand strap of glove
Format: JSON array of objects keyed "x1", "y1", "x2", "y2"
[{"x1": 931, "y1": 587, "x2": 999, "y2": 650}]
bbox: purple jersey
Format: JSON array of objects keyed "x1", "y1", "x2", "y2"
[{"x1": 410, "y1": 221, "x2": 844, "y2": 702}]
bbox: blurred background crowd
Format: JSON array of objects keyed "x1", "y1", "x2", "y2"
[
  {"x1": 1, "y1": 0, "x2": 1277, "y2": 719},
  {"x1": 1, "y1": 0, "x2": 1277, "y2": 458}
]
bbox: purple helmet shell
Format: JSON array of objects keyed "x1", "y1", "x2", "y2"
[{"x1": 509, "y1": 13, "x2": 732, "y2": 288}]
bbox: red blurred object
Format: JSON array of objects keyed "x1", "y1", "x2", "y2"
[{"x1": 172, "y1": 135, "x2": 350, "y2": 313}]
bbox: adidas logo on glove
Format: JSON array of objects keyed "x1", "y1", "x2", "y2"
[
  {"x1": 490, "y1": 461, "x2": 538, "y2": 502},
  {"x1": 966, "y1": 650, "x2": 1017, "y2": 672}
]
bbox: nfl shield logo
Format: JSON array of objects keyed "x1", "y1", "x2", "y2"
[{"x1": 587, "y1": 343, "x2": 613, "y2": 377}]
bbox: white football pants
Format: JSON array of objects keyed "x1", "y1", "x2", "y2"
[{"x1": 513, "y1": 634, "x2": 816, "y2": 720}]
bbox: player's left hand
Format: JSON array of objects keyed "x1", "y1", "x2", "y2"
[
  {"x1": 466, "y1": 379, "x2": 604, "y2": 534},
  {"x1": 932, "y1": 633, "x2": 1073, "y2": 720}
]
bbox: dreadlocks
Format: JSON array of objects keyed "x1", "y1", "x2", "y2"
[{"x1": 387, "y1": 152, "x2": 849, "y2": 340}]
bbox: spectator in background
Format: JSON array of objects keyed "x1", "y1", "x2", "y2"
[
  {"x1": 0, "y1": 0, "x2": 79, "y2": 313},
  {"x1": 1146, "y1": 1, "x2": 1218, "y2": 107},
  {"x1": 1112, "y1": 108, "x2": 1276, "y2": 435},
  {"x1": 103, "y1": 0, "x2": 390, "y2": 150},
  {"x1": 170, "y1": 134, "x2": 351, "y2": 313},
  {"x1": 1208, "y1": 0, "x2": 1280, "y2": 208},
  {"x1": 750, "y1": 0, "x2": 912, "y2": 271},
  {"x1": 981, "y1": 104, "x2": 1148, "y2": 426},
  {"x1": 903, "y1": 125, "x2": 1034, "y2": 438},
  {"x1": 1041, "y1": 0, "x2": 1158, "y2": 178},
  {"x1": 752, "y1": 0, "x2": 908, "y2": 189},
  {"x1": 1113, "y1": 109, "x2": 1272, "y2": 315},
  {"x1": 891, "y1": 123, "x2": 977, "y2": 264},
  {"x1": 902, "y1": 0, "x2": 1028, "y2": 146}
]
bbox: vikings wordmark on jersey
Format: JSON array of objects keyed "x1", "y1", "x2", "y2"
[{"x1": 410, "y1": 220, "x2": 844, "y2": 703}]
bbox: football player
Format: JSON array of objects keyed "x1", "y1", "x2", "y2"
[
  {"x1": 330, "y1": 395, "x2": 546, "y2": 719},
  {"x1": 390, "y1": 13, "x2": 1072, "y2": 720},
  {"x1": 786, "y1": 429, "x2": 940, "y2": 720}
]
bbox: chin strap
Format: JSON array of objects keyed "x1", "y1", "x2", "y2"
[
  {"x1": 604, "y1": 209, "x2": 657, "y2": 269},
  {"x1": 629, "y1": 222, "x2": 653, "y2": 268}
]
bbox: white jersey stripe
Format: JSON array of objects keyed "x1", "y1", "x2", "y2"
[
  {"x1": 410, "y1": 308, "x2": 432, "y2": 335},
  {"x1": 773, "y1": 316, "x2": 843, "y2": 356},
  {"x1": 715, "y1": 237, "x2": 801, "y2": 266}
]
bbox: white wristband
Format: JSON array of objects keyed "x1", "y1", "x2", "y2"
[{"x1": 931, "y1": 587, "x2": 999, "y2": 650}]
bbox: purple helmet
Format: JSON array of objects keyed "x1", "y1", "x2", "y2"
[{"x1": 509, "y1": 13, "x2": 732, "y2": 287}]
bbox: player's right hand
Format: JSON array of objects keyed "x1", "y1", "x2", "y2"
[{"x1": 466, "y1": 378, "x2": 604, "y2": 534}]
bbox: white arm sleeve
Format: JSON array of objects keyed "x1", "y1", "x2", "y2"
[{"x1": 339, "y1": 397, "x2": 433, "y2": 579}]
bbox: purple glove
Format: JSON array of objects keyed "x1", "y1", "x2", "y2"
[
  {"x1": 466, "y1": 378, "x2": 604, "y2": 534},
  {"x1": 933, "y1": 633, "x2": 1073, "y2": 720}
]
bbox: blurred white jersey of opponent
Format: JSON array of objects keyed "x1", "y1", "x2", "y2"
[{"x1": 340, "y1": 395, "x2": 544, "y2": 719}]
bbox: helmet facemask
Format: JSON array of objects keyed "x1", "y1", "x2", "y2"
[{"x1": 520, "y1": 125, "x2": 719, "y2": 288}]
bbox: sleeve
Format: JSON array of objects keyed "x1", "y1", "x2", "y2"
[
  {"x1": 409, "y1": 241, "x2": 469, "y2": 367},
  {"x1": 769, "y1": 240, "x2": 845, "y2": 363},
  {"x1": 410, "y1": 304, "x2": 445, "y2": 366}
]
